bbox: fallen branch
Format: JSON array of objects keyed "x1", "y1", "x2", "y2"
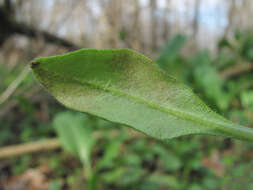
[
  {"x1": 0, "y1": 129, "x2": 144, "y2": 159},
  {"x1": 220, "y1": 63, "x2": 253, "y2": 80},
  {"x1": 0, "y1": 138, "x2": 61, "y2": 159}
]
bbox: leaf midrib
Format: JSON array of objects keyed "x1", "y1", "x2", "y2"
[{"x1": 39, "y1": 66, "x2": 234, "y2": 133}]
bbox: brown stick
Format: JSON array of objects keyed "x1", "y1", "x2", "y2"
[
  {"x1": 0, "y1": 129, "x2": 144, "y2": 159},
  {"x1": 0, "y1": 138, "x2": 61, "y2": 159},
  {"x1": 220, "y1": 64, "x2": 253, "y2": 79}
]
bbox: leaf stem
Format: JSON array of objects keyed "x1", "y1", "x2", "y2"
[{"x1": 219, "y1": 123, "x2": 253, "y2": 142}]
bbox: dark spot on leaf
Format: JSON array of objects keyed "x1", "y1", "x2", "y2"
[{"x1": 30, "y1": 61, "x2": 40, "y2": 68}]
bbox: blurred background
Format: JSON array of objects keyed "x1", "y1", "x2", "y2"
[{"x1": 0, "y1": 0, "x2": 253, "y2": 189}]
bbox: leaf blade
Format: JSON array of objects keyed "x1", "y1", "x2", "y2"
[{"x1": 31, "y1": 49, "x2": 253, "y2": 141}]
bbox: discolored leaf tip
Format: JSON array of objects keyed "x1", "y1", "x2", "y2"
[{"x1": 30, "y1": 61, "x2": 40, "y2": 69}]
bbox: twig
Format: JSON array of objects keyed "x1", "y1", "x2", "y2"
[
  {"x1": 220, "y1": 63, "x2": 253, "y2": 79},
  {"x1": 0, "y1": 138, "x2": 61, "y2": 159},
  {"x1": 0, "y1": 87, "x2": 45, "y2": 118},
  {"x1": 0, "y1": 130, "x2": 144, "y2": 159},
  {"x1": 0, "y1": 66, "x2": 30, "y2": 105}
]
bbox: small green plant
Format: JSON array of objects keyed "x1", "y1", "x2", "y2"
[
  {"x1": 31, "y1": 49, "x2": 253, "y2": 142},
  {"x1": 53, "y1": 111, "x2": 123, "y2": 190}
]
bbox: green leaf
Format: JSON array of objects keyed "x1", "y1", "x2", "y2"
[
  {"x1": 240, "y1": 90, "x2": 253, "y2": 109},
  {"x1": 157, "y1": 34, "x2": 187, "y2": 79},
  {"x1": 96, "y1": 138, "x2": 121, "y2": 170},
  {"x1": 53, "y1": 111, "x2": 95, "y2": 166},
  {"x1": 31, "y1": 49, "x2": 253, "y2": 141},
  {"x1": 158, "y1": 34, "x2": 187, "y2": 64},
  {"x1": 145, "y1": 173, "x2": 179, "y2": 189},
  {"x1": 190, "y1": 51, "x2": 231, "y2": 111}
]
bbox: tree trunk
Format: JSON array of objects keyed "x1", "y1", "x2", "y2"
[
  {"x1": 192, "y1": 0, "x2": 201, "y2": 47},
  {"x1": 162, "y1": 0, "x2": 170, "y2": 42},
  {"x1": 150, "y1": 0, "x2": 158, "y2": 51},
  {"x1": 0, "y1": 5, "x2": 79, "y2": 50},
  {"x1": 224, "y1": 0, "x2": 236, "y2": 37}
]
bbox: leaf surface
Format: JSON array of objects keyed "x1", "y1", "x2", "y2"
[
  {"x1": 31, "y1": 49, "x2": 253, "y2": 141},
  {"x1": 53, "y1": 111, "x2": 94, "y2": 165}
]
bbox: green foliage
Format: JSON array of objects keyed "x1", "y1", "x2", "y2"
[
  {"x1": 158, "y1": 31, "x2": 253, "y2": 119},
  {"x1": 53, "y1": 111, "x2": 126, "y2": 190},
  {"x1": 53, "y1": 111, "x2": 96, "y2": 189},
  {"x1": 157, "y1": 34, "x2": 187, "y2": 79},
  {"x1": 2, "y1": 31, "x2": 253, "y2": 190},
  {"x1": 53, "y1": 112, "x2": 94, "y2": 171},
  {"x1": 31, "y1": 48, "x2": 253, "y2": 141}
]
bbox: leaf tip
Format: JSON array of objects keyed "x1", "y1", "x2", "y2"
[{"x1": 30, "y1": 61, "x2": 40, "y2": 69}]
